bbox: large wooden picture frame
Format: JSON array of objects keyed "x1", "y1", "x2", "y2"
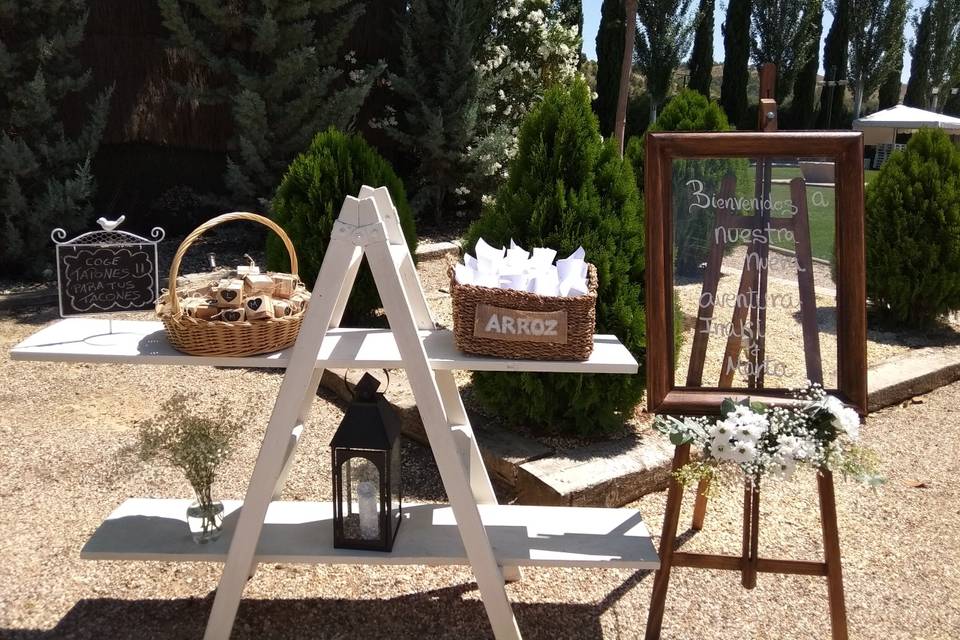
[{"x1": 645, "y1": 131, "x2": 867, "y2": 416}]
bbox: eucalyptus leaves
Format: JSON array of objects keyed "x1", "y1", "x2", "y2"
[{"x1": 654, "y1": 383, "x2": 883, "y2": 489}]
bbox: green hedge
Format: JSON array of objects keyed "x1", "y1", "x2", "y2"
[
  {"x1": 463, "y1": 78, "x2": 646, "y2": 436},
  {"x1": 865, "y1": 128, "x2": 960, "y2": 327},
  {"x1": 267, "y1": 128, "x2": 416, "y2": 321}
]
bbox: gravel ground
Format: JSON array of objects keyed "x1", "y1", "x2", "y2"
[{"x1": 2, "y1": 256, "x2": 960, "y2": 639}]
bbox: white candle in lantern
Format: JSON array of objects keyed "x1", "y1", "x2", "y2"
[{"x1": 357, "y1": 481, "x2": 378, "y2": 539}]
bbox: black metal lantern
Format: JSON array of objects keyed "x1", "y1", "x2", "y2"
[{"x1": 330, "y1": 372, "x2": 402, "y2": 551}]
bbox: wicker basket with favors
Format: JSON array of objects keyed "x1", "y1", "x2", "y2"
[
  {"x1": 449, "y1": 239, "x2": 598, "y2": 361},
  {"x1": 156, "y1": 212, "x2": 311, "y2": 357}
]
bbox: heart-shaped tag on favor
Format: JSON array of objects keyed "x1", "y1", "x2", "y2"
[
  {"x1": 221, "y1": 290, "x2": 237, "y2": 302},
  {"x1": 247, "y1": 297, "x2": 262, "y2": 311}
]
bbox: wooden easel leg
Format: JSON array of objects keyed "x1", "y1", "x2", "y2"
[
  {"x1": 818, "y1": 471, "x2": 849, "y2": 640},
  {"x1": 691, "y1": 478, "x2": 710, "y2": 530},
  {"x1": 741, "y1": 480, "x2": 760, "y2": 589},
  {"x1": 645, "y1": 444, "x2": 690, "y2": 640}
]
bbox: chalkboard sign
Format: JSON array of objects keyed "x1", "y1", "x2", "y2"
[
  {"x1": 52, "y1": 218, "x2": 165, "y2": 317},
  {"x1": 644, "y1": 132, "x2": 867, "y2": 415}
]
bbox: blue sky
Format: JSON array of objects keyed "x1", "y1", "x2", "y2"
[{"x1": 581, "y1": 0, "x2": 916, "y2": 83}]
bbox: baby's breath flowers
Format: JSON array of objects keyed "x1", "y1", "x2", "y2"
[
  {"x1": 135, "y1": 393, "x2": 243, "y2": 513},
  {"x1": 653, "y1": 382, "x2": 883, "y2": 489}
]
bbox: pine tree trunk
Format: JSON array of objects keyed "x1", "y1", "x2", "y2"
[
  {"x1": 853, "y1": 82, "x2": 864, "y2": 120},
  {"x1": 614, "y1": 0, "x2": 638, "y2": 156},
  {"x1": 649, "y1": 97, "x2": 658, "y2": 125}
]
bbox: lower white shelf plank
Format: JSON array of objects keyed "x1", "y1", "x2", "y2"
[{"x1": 81, "y1": 499, "x2": 660, "y2": 569}]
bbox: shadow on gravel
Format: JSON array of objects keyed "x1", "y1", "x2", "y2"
[
  {"x1": 0, "y1": 581, "x2": 616, "y2": 639},
  {"x1": 1, "y1": 531, "x2": 696, "y2": 640},
  {"x1": 4, "y1": 306, "x2": 60, "y2": 326}
]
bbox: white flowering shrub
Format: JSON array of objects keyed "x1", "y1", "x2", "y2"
[
  {"x1": 654, "y1": 383, "x2": 882, "y2": 489},
  {"x1": 466, "y1": 0, "x2": 582, "y2": 200}
]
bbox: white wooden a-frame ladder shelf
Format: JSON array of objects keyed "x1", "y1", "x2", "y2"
[{"x1": 11, "y1": 186, "x2": 657, "y2": 640}]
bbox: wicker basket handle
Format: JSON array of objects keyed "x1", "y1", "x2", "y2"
[{"x1": 166, "y1": 212, "x2": 298, "y2": 316}]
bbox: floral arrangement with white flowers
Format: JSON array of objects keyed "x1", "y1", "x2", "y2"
[{"x1": 653, "y1": 383, "x2": 883, "y2": 489}]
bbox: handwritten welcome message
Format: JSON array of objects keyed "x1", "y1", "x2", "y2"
[{"x1": 681, "y1": 178, "x2": 830, "y2": 381}]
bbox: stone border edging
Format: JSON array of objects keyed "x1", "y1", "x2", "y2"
[
  {"x1": 415, "y1": 240, "x2": 460, "y2": 260},
  {"x1": 867, "y1": 345, "x2": 960, "y2": 412}
]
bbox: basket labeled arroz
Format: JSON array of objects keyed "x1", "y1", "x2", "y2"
[
  {"x1": 156, "y1": 212, "x2": 309, "y2": 357},
  {"x1": 449, "y1": 263, "x2": 598, "y2": 361}
]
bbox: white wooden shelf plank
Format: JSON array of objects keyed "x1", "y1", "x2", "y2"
[
  {"x1": 11, "y1": 318, "x2": 638, "y2": 374},
  {"x1": 81, "y1": 499, "x2": 659, "y2": 569}
]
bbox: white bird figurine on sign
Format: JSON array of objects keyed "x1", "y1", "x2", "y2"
[{"x1": 96, "y1": 215, "x2": 125, "y2": 231}]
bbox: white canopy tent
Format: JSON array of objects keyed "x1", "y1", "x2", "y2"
[{"x1": 853, "y1": 104, "x2": 960, "y2": 146}]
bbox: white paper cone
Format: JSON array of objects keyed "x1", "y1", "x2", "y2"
[
  {"x1": 560, "y1": 277, "x2": 589, "y2": 297},
  {"x1": 500, "y1": 272, "x2": 528, "y2": 291},
  {"x1": 454, "y1": 264, "x2": 475, "y2": 285},
  {"x1": 531, "y1": 247, "x2": 557, "y2": 268},
  {"x1": 474, "y1": 272, "x2": 500, "y2": 288},
  {"x1": 475, "y1": 237, "x2": 505, "y2": 262},
  {"x1": 532, "y1": 267, "x2": 560, "y2": 296}
]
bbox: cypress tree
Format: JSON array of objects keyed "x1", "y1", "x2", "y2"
[
  {"x1": 903, "y1": 5, "x2": 933, "y2": 108},
  {"x1": 751, "y1": 0, "x2": 821, "y2": 105},
  {"x1": 463, "y1": 79, "x2": 647, "y2": 435},
  {"x1": 944, "y1": 87, "x2": 960, "y2": 116},
  {"x1": 595, "y1": 0, "x2": 626, "y2": 137},
  {"x1": 0, "y1": 0, "x2": 112, "y2": 276},
  {"x1": 848, "y1": 0, "x2": 910, "y2": 119},
  {"x1": 389, "y1": 0, "x2": 489, "y2": 223},
  {"x1": 788, "y1": 0, "x2": 823, "y2": 128},
  {"x1": 925, "y1": 0, "x2": 960, "y2": 111},
  {"x1": 877, "y1": 70, "x2": 904, "y2": 109},
  {"x1": 627, "y1": 89, "x2": 744, "y2": 276},
  {"x1": 818, "y1": 0, "x2": 849, "y2": 128},
  {"x1": 636, "y1": 0, "x2": 697, "y2": 124},
  {"x1": 342, "y1": 0, "x2": 406, "y2": 150},
  {"x1": 877, "y1": 0, "x2": 909, "y2": 109},
  {"x1": 688, "y1": 0, "x2": 716, "y2": 97},
  {"x1": 719, "y1": 0, "x2": 752, "y2": 127},
  {"x1": 159, "y1": 0, "x2": 379, "y2": 208}
]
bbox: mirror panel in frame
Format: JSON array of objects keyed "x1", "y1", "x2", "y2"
[{"x1": 644, "y1": 132, "x2": 867, "y2": 416}]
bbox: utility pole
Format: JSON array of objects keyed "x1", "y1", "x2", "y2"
[{"x1": 614, "y1": 0, "x2": 638, "y2": 156}]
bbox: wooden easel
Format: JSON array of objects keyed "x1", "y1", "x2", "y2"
[{"x1": 645, "y1": 65, "x2": 849, "y2": 639}]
